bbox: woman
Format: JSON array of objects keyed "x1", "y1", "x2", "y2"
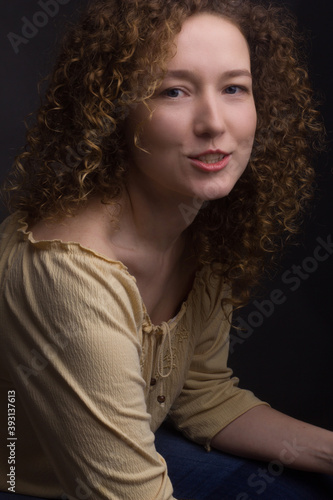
[{"x1": 0, "y1": 0, "x2": 332, "y2": 499}]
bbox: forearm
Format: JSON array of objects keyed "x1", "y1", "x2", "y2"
[{"x1": 211, "y1": 405, "x2": 333, "y2": 475}]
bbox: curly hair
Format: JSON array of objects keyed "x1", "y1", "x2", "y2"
[{"x1": 2, "y1": 0, "x2": 324, "y2": 308}]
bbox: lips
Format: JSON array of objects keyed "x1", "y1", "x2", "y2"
[
  {"x1": 189, "y1": 149, "x2": 229, "y2": 163},
  {"x1": 196, "y1": 153, "x2": 226, "y2": 164},
  {"x1": 188, "y1": 149, "x2": 231, "y2": 172}
]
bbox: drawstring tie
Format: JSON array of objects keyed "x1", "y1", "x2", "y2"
[{"x1": 157, "y1": 322, "x2": 174, "y2": 407}]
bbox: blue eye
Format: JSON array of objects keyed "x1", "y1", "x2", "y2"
[
  {"x1": 164, "y1": 88, "x2": 183, "y2": 98},
  {"x1": 225, "y1": 86, "x2": 243, "y2": 94}
]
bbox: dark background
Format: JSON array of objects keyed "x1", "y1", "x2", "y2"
[{"x1": 1, "y1": 1, "x2": 332, "y2": 430}]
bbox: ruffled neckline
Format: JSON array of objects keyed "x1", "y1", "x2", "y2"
[
  {"x1": 15, "y1": 212, "x2": 206, "y2": 333},
  {"x1": 140, "y1": 266, "x2": 205, "y2": 334}
]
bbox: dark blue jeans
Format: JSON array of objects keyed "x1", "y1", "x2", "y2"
[
  {"x1": 0, "y1": 495, "x2": 43, "y2": 500},
  {"x1": 155, "y1": 420, "x2": 333, "y2": 500},
  {"x1": 1, "y1": 421, "x2": 333, "y2": 499}
]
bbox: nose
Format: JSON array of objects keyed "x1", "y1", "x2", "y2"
[{"x1": 193, "y1": 91, "x2": 226, "y2": 138}]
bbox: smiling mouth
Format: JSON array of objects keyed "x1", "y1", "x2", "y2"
[
  {"x1": 188, "y1": 153, "x2": 231, "y2": 172},
  {"x1": 195, "y1": 153, "x2": 226, "y2": 164}
]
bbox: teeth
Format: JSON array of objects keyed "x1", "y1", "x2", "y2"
[{"x1": 197, "y1": 154, "x2": 225, "y2": 164}]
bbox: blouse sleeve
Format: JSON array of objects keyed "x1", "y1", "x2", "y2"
[
  {"x1": 2, "y1": 244, "x2": 175, "y2": 500},
  {"x1": 169, "y1": 273, "x2": 269, "y2": 450}
]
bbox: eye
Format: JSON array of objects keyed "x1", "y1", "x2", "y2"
[
  {"x1": 224, "y1": 85, "x2": 246, "y2": 95},
  {"x1": 163, "y1": 88, "x2": 185, "y2": 98}
]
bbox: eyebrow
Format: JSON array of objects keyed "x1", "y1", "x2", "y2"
[{"x1": 165, "y1": 69, "x2": 252, "y2": 79}]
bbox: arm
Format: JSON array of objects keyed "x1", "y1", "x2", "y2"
[
  {"x1": 169, "y1": 272, "x2": 268, "y2": 447},
  {"x1": 2, "y1": 247, "x2": 175, "y2": 499},
  {"x1": 211, "y1": 405, "x2": 333, "y2": 474}
]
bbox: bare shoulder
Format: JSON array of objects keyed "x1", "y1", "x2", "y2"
[
  {"x1": 30, "y1": 217, "x2": 77, "y2": 242},
  {"x1": 30, "y1": 199, "x2": 118, "y2": 260}
]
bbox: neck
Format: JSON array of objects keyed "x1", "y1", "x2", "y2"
[{"x1": 112, "y1": 177, "x2": 201, "y2": 256}]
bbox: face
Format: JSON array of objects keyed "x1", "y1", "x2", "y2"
[{"x1": 125, "y1": 13, "x2": 257, "y2": 204}]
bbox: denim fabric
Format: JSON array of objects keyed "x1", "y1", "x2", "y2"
[
  {"x1": 0, "y1": 495, "x2": 44, "y2": 500},
  {"x1": 155, "y1": 420, "x2": 333, "y2": 500},
  {"x1": 1, "y1": 422, "x2": 333, "y2": 500}
]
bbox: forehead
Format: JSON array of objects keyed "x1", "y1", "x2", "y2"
[{"x1": 167, "y1": 13, "x2": 251, "y2": 72}]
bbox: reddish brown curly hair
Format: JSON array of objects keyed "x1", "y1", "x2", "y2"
[{"x1": 2, "y1": 0, "x2": 324, "y2": 307}]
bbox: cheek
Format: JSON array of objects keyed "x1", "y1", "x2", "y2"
[
  {"x1": 124, "y1": 112, "x2": 183, "y2": 167},
  {"x1": 247, "y1": 104, "x2": 258, "y2": 135},
  {"x1": 236, "y1": 108, "x2": 257, "y2": 155},
  {"x1": 144, "y1": 109, "x2": 187, "y2": 149},
  {"x1": 239, "y1": 134, "x2": 255, "y2": 160}
]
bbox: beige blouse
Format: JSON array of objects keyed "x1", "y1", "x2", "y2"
[{"x1": 0, "y1": 212, "x2": 266, "y2": 499}]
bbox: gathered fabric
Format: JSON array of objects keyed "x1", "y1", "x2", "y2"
[{"x1": 0, "y1": 212, "x2": 267, "y2": 500}]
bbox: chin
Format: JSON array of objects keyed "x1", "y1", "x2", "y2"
[{"x1": 198, "y1": 182, "x2": 236, "y2": 201}]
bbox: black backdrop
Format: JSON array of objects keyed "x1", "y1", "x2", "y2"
[{"x1": 1, "y1": 1, "x2": 332, "y2": 431}]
